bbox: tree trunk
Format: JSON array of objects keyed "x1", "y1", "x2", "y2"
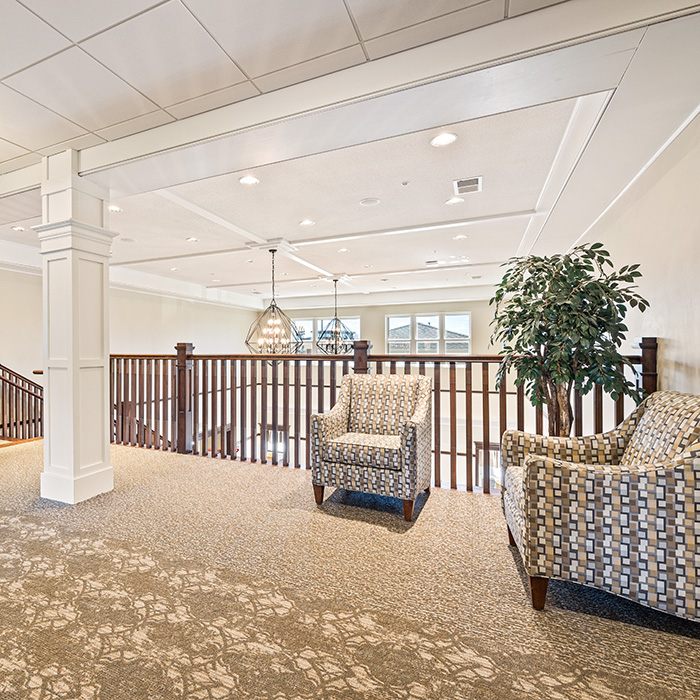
[{"x1": 556, "y1": 383, "x2": 573, "y2": 437}]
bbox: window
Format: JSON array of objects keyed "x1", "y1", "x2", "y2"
[
  {"x1": 386, "y1": 313, "x2": 470, "y2": 354},
  {"x1": 292, "y1": 317, "x2": 361, "y2": 354}
]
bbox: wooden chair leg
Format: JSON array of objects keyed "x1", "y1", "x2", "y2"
[
  {"x1": 313, "y1": 484, "x2": 324, "y2": 504},
  {"x1": 424, "y1": 486, "x2": 431, "y2": 494},
  {"x1": 507, "y1": 523, "x2": 516, "y2": 546},
  {"x1": 530, "y1": 576, "x2": 549, "y2": 610},
  {"x1": 403, "y1": 499, "x2": 414, "y2": 521}
]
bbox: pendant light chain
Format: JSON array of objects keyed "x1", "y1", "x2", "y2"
[{"x1": 270, "y1": 248, "x2": 276, "y2": 303}]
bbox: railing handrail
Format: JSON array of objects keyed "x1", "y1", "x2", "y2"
[
  {"x1": 109, "y1": 352, "x2": 645, "y2": 364},
  {"x1": 0, "y1": 363, "x2": 44, "y2": 392},
  {"x1": 0, "y1": 375, "x2": 43, "y2": 400}
]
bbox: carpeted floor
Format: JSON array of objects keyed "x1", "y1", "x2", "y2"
[{"x1": 0, "y1": 442, "x2": 698, "y2": 699}]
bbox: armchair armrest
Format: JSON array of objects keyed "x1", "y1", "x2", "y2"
[
  {"x1": 399, "y1": 380, "x2": 433, "y2": 491},
  {"x1": 501, "y1": 399, "x2": 648, "y2": 469},
  {"x1": 520, "y1": 443, "x2": 700, "y2": 589},
  {"x1": 310, "y1": 395, "x2": 349, "y2": 443}
]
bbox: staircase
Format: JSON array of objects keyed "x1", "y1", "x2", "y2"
[{"x1": 0, "y1": 363, "x2": 43, "y2": 440}]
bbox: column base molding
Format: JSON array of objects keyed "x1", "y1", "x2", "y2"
[{"x1": 40, "y1": 466, "x2": 114, "y2": 505}]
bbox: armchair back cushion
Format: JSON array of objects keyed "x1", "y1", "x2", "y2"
[
  {"x1": 621, "y1": 391, "x2": 700, "y2": 465},
  {"x1": 347, "y1": 375, "x2": 420, "y2": 435}
]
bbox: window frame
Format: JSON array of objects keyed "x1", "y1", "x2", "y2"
[{"x1": 386, "y1": 312, "x2": 471, "y2": 355}]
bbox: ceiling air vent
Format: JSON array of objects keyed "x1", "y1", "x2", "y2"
[{"x1": 453, "y1": 177, "x2": 482, "y2": 195}]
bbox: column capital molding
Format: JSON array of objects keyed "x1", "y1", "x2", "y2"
[{"x1": 32, "y1": 219, "x2": 118, "y2": 256}]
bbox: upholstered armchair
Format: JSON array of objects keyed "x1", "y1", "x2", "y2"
[
  {"x1": 310, "y1": 373, "x2": 433, "y2": 521},
  {"x1": 501, "y1": 391, "x2": 700, "y2": 621}
]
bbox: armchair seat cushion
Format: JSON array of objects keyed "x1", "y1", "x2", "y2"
[{"x1": 323, "y1": 432, "x2": 403, "y2": 470}]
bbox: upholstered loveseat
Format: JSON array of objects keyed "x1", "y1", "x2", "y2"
[
  {"x1": 310, "y1": 373, "x2": 432, "y2": 521},
  {"x1": 502, "y1": 390, "x2": 700, "y2": 621}
]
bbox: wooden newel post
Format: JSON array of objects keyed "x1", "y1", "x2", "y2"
[
  {"x1": 175, "y1": 342, "x2": 194, "y2": 454},
  {"x1": 353, "y1": 340, "x2": 372, "y2": 374},
  {"x1": 640, "y1": 337, "x2": 658, "y2": 395}
]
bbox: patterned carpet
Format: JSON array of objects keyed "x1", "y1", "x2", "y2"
[{"x1": 0, "y1": 442, "x2": 698, "y2": 699}]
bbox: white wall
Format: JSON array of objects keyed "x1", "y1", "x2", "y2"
[
  {"x1": 288, "y1": 299, "x2": 496, "y2": 355},
  {"x1": 0, "y1": 268, "x2": 259, "y2": 381},
  {"x1": 584, "y1": 111, "x2": 700, "y2": 394}
]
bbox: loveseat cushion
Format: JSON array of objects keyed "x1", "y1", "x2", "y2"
[
  {"x1": 322, "y1": 432, "x2": 403, "y2": 470},
  {"x1": 621, "y1": 391, "x2": 700, "y2": 465},
  {"x1": 347, "y1": 375, "x2": 418, "y2": 435}
]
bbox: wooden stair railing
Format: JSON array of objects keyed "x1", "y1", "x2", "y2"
[{"x1": 0, "y1": 363, "x2": 44, "y2": 440}]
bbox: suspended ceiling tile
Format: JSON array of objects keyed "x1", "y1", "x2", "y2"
[
  {"x1": 508, "y1": 0, "x2": 570, "y2": 18},
  {"x1": 348, "y1": 0, "x2": 496, "y2": 39},
  {"x1": 0, "y1": 139, "x2": 30, "y2": 162},
  {"x1": 364, "y1": 1, "x2": 506, "y2": 59},
  {"x1": 5, "y1": 47, "x2": 157, "y2": 132},
  {"x1": 38, "y1": 132, "x2": 106, "y2": 156},
  {"x1": 0, "y1": 190, "x2": 41, "y2": 225},
  {"x1": 254, "y1": 46, "x2": 366, "y2": 93},
  {"x1": 183, "y1": 0, "x2": 359, "y2": 78},
  {"x1": 0, "y1": 152, "x2": 43, "y2": 176},
  {"x1": 81, "y1": 2, "x2": 246, "y2": 108},
  {"x1": 19, "y1": 0, "x2": 166, "y2": 42},
  {"x1": 166, "y1": 82, "x2": 259, "y2": 120},
  {"x1": 0, "y1": 83, "x2": 86, "y2": 151},
  {"x1": 0, "y1": 0, "x2": 71, "y2": 79},
  {"x1": 95, "y1": 110, "x2": 175, "y2": 141}
]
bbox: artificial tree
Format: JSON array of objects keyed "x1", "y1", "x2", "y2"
[{"x1": 490, "y1": 243, "x2": 649, "y2": 437}]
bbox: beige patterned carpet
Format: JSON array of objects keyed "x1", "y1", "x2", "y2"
[{"x1": 0, "y1": 442, "x2": 698, "y2": 699}]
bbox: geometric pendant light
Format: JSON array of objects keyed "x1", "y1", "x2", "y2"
[
  {"x1": 245, "y1": 249, "x2": 304, "y2": 354},
  {"x1": 316, "y1": 279, "x2": 356, "y2": 355}
]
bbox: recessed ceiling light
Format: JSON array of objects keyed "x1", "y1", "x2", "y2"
[
  {"x1": 338, "y1": 248, "x2": 349, "y2": 253},
  {"x1": 459, "y1": 256, "x2": 470, "y2": 261},
  {"x1": 310, "y1": 284, "x2": 317, "y2": 288},
  {"x1": 359, "y1": 198, "x2": 380, "y2": 207},
  {"x1": 430, "y1": 133, "x2": 457, "y2": 147},
  {"x1": 453, "y1": 234, "x2": 467, "y2": 240},
  {"x1": 281, "y1": 272, "x2": 288, "y2": 276},
  {"x1": 244, "y1": 259, "x2": 253, "y2": 264},
  {"x1": 170, "y1": 267, "x2": 178, "y2": 271},
  {"x1": 299, "y1": 219, "x2": 315, "y2": 226},
  {"x1": 212, "y1": 279, "x2": 221, "y2": 282},
  {"x1": 121, "y1": 237, "x2": 136, "y2": 243},
  {"x1": 11, "y1": 226, "x2": 25, "y2": 231},
  {"x1": 186, "y1": 236, "x2": 199, "y2": 242},
  {"x1": 362, "y1": 264, "x2": 372, "y2": 268},
  {"x1": 239, "y1": 175, "x2": 259, "y2": 185},
  {"x1": 108, "y1": 205, "x2": 122, "y2": 213},
  {"x1": 445, "y1": 197, "x2": 464, "y2": 205}
]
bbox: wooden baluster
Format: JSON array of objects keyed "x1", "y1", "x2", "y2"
[
  {"x1": 170, "y1": 358, "x2": 177, "y2": 452},
  {"x1": 449, "y1": 361, "x2": 457, "y2": 490},
  {"x1": 219, "y1": 359, "x2": 227, "y2": 459},
  {"x1": 329, "y1": 361, "x2": 336, "y2": 407},
  {"x1": 594, "y1": 384, "x2": 603, "y2": 434},
  {"x1": 433, "y1": 362, "x2": 441, "y2": 488},
  {"x1": 261, "y1": 360, "x2": 268, "y2": 464},
  {"x1": 317, "y1": 360, "x2": 324, "y2": 415},
  {"x1": 517, "y1": 383, "x2": 525, "y2": 432},
  {"x1": 203, "y1": 360, "x2": 210, "y2": 456},
  {"x1": 282, "y1": 360, "x2": 290, "y2": 467},
  {"x1": 272, "y1": 360, "x2": 279, "y2": 466},
  {"x1": 145, "y1": 359, "x2": 152, "y2": 449},
  {"x1": 305, "y1": 361, "x2": 312, "y2": 468},
  {"x1": 466, "y1": 362, "x2": 473, "y2": 492},
  {"x1": 294, "y1": 360, "x2": 301, "y2": 468},
  {"x1": 193, "y1": 360, "x2": 201, "y2": 455},
  {"x1": 240, "y1": 361, "x2": 247, "y2": 461},
  {"x1": 250, "y1": 360, "x2": 258, "y2": 462},
  {"x1": 130, "y1": 359, "x2": 137, "y2": 446},
  {"x1": 535, "y1": 404, "x2": 543, "y2": 435},
  {"x1": 229, "y1": 360, "x2": 237, "y2": 460},
  {"x1": 574, "y1": 388, "x2": 583, "y2": 437},
  {"x1": 482, "y1": 362, "x2": 491, "y2": 495},
  {"x1": 390, "y1": 360, "x2": 396, "y2": 375},
  {"x1": 404, "y1": 360, "x2": 411, "y2": 375},
  {"x1": 211, "y1": 359, "x2": 218, "y2": 457},
  {"x1": 115, "y1": 359, "x2": 123, "y2": 444}
]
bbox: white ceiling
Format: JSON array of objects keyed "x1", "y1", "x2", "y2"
[
  {"x1": 0, "y1": 0, "x2": 569, "y2": 174},
  {"x1": 0, "y1": 0, "x2": 699, "y2": 311}
]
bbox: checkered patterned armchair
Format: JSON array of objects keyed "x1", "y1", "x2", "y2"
[
  {"x1": 311, "y1": 373, "x2": 433, "y2": 521},
  {"x1": 501, "y1": 391, "x2": 700, "y2": 621}
]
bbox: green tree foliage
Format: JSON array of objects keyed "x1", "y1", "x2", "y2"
[{"x1": 490, "y1": 243, "x2": 649, "y2": 437}]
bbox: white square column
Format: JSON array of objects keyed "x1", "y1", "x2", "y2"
[{"x1": 33, "y1": 150, "x2": 117, "y2": 504}]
